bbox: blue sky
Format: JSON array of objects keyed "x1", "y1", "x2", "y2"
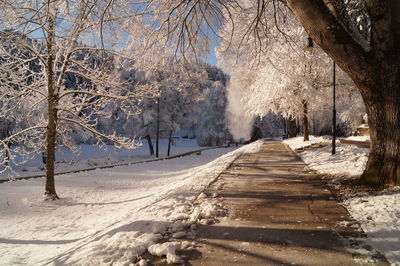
[
  {"x1": 205, "y1": 44, "x2": 218, "y2": 65},
  {"x1": 203, "y1": 37, "x2": 219, "y2": 65},
  {"x1": 26, "y1": 18, "x2": 220, "y2": 66}
]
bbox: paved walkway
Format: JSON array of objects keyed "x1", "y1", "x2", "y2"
[{"x1": 186, "y1": 142, "x2": 387, "y2": 265}]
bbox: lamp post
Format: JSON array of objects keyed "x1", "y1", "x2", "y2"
[
  {"x1": 303, "y1": 37, "x2": 315, "y2": 141},
  {"x1": 156, "y1": 97, "x2": 160, "y2": 158},
  {"x1": 304, "y1": 37, "x2": 336, "y2": 154}
]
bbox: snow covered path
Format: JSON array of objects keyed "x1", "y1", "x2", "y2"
[{"x1": 0, "y1": 142, "x2": 263, "y2": 265}]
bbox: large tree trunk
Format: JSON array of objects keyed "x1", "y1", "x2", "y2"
[
  {"x1": 358, "y1": 63, "x2": 400, "y2": 185},
  {"x1": 287, "y1": 0, "x2": 400, "y2": 186},
  {"x1": 302, "y1": 100, "x2": 309, "y2": 141}
]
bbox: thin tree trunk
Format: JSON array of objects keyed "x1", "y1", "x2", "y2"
[
  {"x1": 167, "y1": 130, "x2": 173, "y2": 156},
  {"x1": 288, "y1": 117, "x2": 297, "y2": 138},
  {"x1": 44, "y1": 13, "x2": 59, "y2": 200},
  {"x1": 282, "y1": 117, "x2": 288, "y2": 136},
  {"x1": 332, "y1": 62, "x2": 337, "y2": 155},
  {"x1": 145, "y1": 134, "x2": 154, "y2": 156},
  {"x1": 4, "y1": 142, "x2": 10, "y2": 166},
  {"x1": 251, "y1": 117, "x2": 262, "y2": 141},
  {"x1": 156, "y1": 98, "x2": 160, "y2": 158},
  {"x1": 302, "y1": 100, "x2": 309, "y2": 141},
  {"x1": 312, "y1": 112, "x2": 316, "y2": 135}
]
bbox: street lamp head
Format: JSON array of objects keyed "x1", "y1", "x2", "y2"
[{"x1": 304, "y1": 37, "x2": 316, "y2": 52}]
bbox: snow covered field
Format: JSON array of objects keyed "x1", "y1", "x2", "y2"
[
  {"x1": 284, "y1": 136, "x2": 400, "y2": 265},
  {"x1": 0, "y1": 140, "x2": 263, "y2": 265},
  {"x1": 1, "y1": 139, "x2": 201, "y2": 181}
]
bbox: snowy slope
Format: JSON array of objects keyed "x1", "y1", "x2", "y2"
[
  {"x1": 298, "y1": 144, "x2": 368, "y2": 177},
  {"x1": 0, "y1": 141, "x2": 263, "y2": 265},
  {"x1": 0, "y1": 139, "x2": 200, "y2": 181}
]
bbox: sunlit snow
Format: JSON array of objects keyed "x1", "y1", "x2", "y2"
[{"x1": 0, "y1": 141, "x2": 263, "y2": 265}]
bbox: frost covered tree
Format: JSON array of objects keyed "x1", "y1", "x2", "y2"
[
  {"x1": 0, "y1": 0, "x2": 156, "y2": 200},
  {"x1": 216, "y1": 4, "x2": 363, "y2": 141},
  {"x1": 140, "y1": 63, "x2": 206, "y2": 156},
  {"x1": 155, "y1": 62, "x2": 205, "y2": 155},
  {"x1": 286, "y1": 1, "x2": 400, "y2": 185},
  {"x1": 138, "y1": 0, "x2": 400, "y2": 186},
  {"x1": 196, "y1": 65, "x2": 230, "y2": 146},
  {"x1": 197, "y1": 80, "x2": 230, "y2": 146},
  {"x1": 134, "y1": 99, "x2": 158, "y2": 156}
]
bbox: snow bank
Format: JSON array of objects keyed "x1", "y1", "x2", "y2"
[
  {"x1": 343, "y1": 191, "x2": 400, "y2": 265},
  {"x1": 148, "y1": 242, "x2": 183, "y2": 264},
  {"x1": 298, "y1": 144, "x2": 368, "y2": 178},
  {"x1": 282, "y1": 135, "x2": 330, "y2": 150},
  {"x1": 0, "y1": 140, "x2": 263, "y2": 265},
  {"x1": 345, "y1": 136, "x2": 370, "y2": 141},
  {"x1": 286, "y1": 140, "x2": 400, "y2": 265}
]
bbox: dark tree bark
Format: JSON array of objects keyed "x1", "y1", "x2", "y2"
[
  {"x1": 302, "y1": 100, "x2": 309, "y2": 141},
  {"x1": 42, "y1": 152, "x2": 46, "y2": 165},
  {"x1": 145, "y1": 134, "x2": 155, "y2": 156},
  {"x1": 45, "y1": 99, "x2": 59, "y2": 200},
  {"x1": 312, "y1": 112, "x2": 316, "y2": 136},
  {"x1": 358, "y1": 65, "x2": 400, "y2": 185},
  {"x1": 167, "y1": 130, "x2": 173, "y2": 156},
  {"x1": 2, "y1": 122, "x2": 13, "y2": 166},
  {"x1": 332, "y1": 62, "x2": 337, "y2": 155},
  {"x1": 44, "y1": 15, "x2": 59, "y2": 200},
  {"x1": 288, "y1": 117, "x2": 297, "y2": 138},
  {"x1": 3, "y1": 140, "x2": 11, "y2": 166},
  {"x1": 250, "y1": 118, "x2": 262, "y2": 141},
  {"x1": 287, "y1": 0, "x2": 400, "y2": 186}
]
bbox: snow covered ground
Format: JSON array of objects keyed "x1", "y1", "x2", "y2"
[
  {"x1": 284, "y1": 136, "x2": 400, "y2": 265},
  {"x1": 0, "y1": 140, "x2": 263, "y2": 265},
  {"x1": 284, "y1": 137, "x2": 369, "y2": 178},
  {"x1": 343, "y1": 190, "x2": 400, "y2": 265},
  {"x1": 1, "y1": 139, "x2": 201, "y2": 181},
  {"x1": 345, "y1": 135, "x2": 370, "y2": 141},
  {"x1": 282, "y1": 135, "x2": 331, "y2": 150}
]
